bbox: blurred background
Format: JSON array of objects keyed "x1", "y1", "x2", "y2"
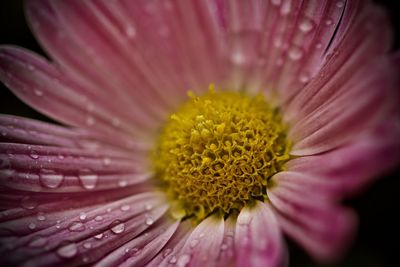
[{"x1": 0, "y1": 1, "x2": 399, "y2": 266}]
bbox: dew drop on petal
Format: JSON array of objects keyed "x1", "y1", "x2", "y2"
[
  {"x1": 39, "y1": 169, "x2": 64, "y2": 189},
  {"x1": 83, "y1": 242, "x2": 92, "y2": 249},
  {"x1": 325, "y1": 18, "x2": 333, "y2": 26},
  {"x1": 94, "y1": 233, "x2": 104, "y2": 240},
  {"x1": 102, "y1": 157, "x2": 111, "y2": 166},
  {"x1": 94, "y1": 215, "x2": 104, "y2": 222},
  {"x1": 221, "y1": 243, "x2": 228, "y2": 251},
  {"x1": 33, "y1": 89, "x2": 43, "y2": 96},
  {"x1": 86, "y1": 116, "x2": 95, "y2": 126},
  {"x1": 57, "y1": 242, "x2": 78, "y2": 259},
  {"x1": 177, "y1": 254, "x2": 191, "y2": 267},
  {"x1": 79, "y1": 173, "x2": 98, "y2": 190},
  {"x1": 37, "y1": 213, "x2": 46, "y2": 221},
  {"x1": 28, "y1": 222, "x2": 36, "y2": 230},
  {"x1": 110, "y1": 221, "x2": 125, "y2": 234},
  {"x1": 68, "y1": 221, "x2": 86, "y2": 232},
  {"x1": 29, "y1": 236, "x2": 48, "y2": 247},
  {"x1": 336, "y1": 1, "x2": 344, "y2": 8},
  {"x1": 271, "y1": 0, "x2": 281, "y2": 6},
  {"x1": 298, "y1": 18, "x2": 314, "y2": 33},
  {"x1": 29, "y1": 151, "x2": 39, "y2": 159},
  {"x1": 190, "y1": 239, "x2": 199, "y2": 248},
  {"x1": 120, "y1": 205, "x2": 130, "y2": 211},
  {"x1": 145, "y1": 217, "x2": 154, "y2": 226},
  {"x1": 144, "y1": 204, "x2": 153, "y2": 211},
  {"x1": 288, "y1": 46, "x2": 303, "y2": 61},
  {"x1": 125, "y1": 26, "x2": 136, "y2": 38},
  {"x1": 118, "y1": 180, "x2": 128, "y2": 187},
  {"x1": 21, "y1": 196, "x2": 38, "y2": 210},
  {"x1": 237, "y1": 212, "x2": 251, "y2": 225},
  {"x1": 169, "y1": 256, "x2": 177, "y2": 264},
  {"x1": 163, "y1": 248, "x2": 173, "y2": 258},
  {"x1": 79, "y1": 212, "x2": 87, "y2": 221}
]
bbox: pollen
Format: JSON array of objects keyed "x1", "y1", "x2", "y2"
[{"x1": 153, "y1": 86, "x2": 291, "y2": 220}]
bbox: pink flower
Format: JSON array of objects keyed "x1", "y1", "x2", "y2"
[{"x1": 0, "y1": 1, "x2": 399, "y2": 267}]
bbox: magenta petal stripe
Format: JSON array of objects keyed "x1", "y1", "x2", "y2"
[
  {"x1": 216, "y1": 216, "x2": 236, "y2": 266},
  {"x1": 235, "y1": 201, "x2": 285, "y2": 267}
]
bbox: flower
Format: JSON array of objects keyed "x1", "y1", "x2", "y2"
[{"x1": 0, "y1": 0, "x2": 399, "y2": 266}]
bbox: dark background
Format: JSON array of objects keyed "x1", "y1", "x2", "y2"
[{"x1": 0, "y1": 1, "x2": 399, "y2": 267}]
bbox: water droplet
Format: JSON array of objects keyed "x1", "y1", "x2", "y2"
[
  {"x1": 336, "y1": 1, "x2": 344, "y2": 8},
  {"x1": 33, "y1": 89, "x2": 43, "y2": 96},
  {"x1": 82, "y1": 256, "x2": 89, "y2": 263},
  {"x1": 29, "y1": 151, "x2": 39, "y2": 159},
  {"x1": 79, "y1": 212, "x2": 87, "y2": 221},
  {"x1": 111, "y1": 118, "x2": 121, "y2": 127},
  {"x1": 315, "y1": 42, "x2": 323, "y2": 49},
  {"x1": 79, "y1": 173, "x2": 98, "y2": 190},
  {"x1": 83, "y1": 242, "x2": 92, "y2": 249},
  {"x1": 221, "y1": 243, "x2": 228, "y2": 251},
  {"x1": 231, "y1": 51, "x2": 245, "y2": 65},
  {"x1": 94, "y1": 215, "x2": 103, "y2": 222},
  {"x1": 68, "y1": 221, "x2": 86, "y2": 232},
  {"x1": 271, "y1": 0, "x2": 281, "y2": 6},
  {"x1": 102, "y1": 157, "x2": 111, "y2": 166},
  {"x1": 27, "y1": 65, "x2": 35, "y2": 71},
  {"x1": 39, "y1": 169, "x2": 64, "y2": 189},
  {"x1": 280, "y1": 1, "x2": 291, "y2": 15},
  {"x1": 325, "y1": 19, "x2": 333, "y2": 26},
  {"x1": 299, "y1": 18, "x2": 314, "y2": 33},
  {"x1": 110, "y1": 221, "x2": 125, "y2": 234},
  {"x1": 86, "y1": 116, "x2": 95, "y2": 126},
  {"x1": 118, "y1": 180, "x2": 128, "y2": 187},
  {"x1": 57, "y1": 154, "x2": 65, "y2": 160},
  {"x1": 29, "y1": 236, "x2": 47, "y2": 247},
  {"x1": 28, "y1": 222, "x2": 36, "y2": 230},
  {"x1": 37, "y1": 213, "x2": 46, "y2": 221},
  {"x1": 190, "y1": 239, "x2": 199, "y2": 248},
  {"x1": 163, "y1": 248, "x2": 173, "y2": 258},
  {"x1": 144, "y1": 204, "x2": 153, "y2": 211},
  {"x1": 237, "y1": 212, "x2": 251, "y2": 225},
  {"x1": 125, "y1": 26, "x2": 136, "y2": 38},
  {"x1": 288, "y1": 46, "x2": 303, "y2": 61},
  {"x1": 177, "y1": 254, "x2": 191, "y2": 267},
  {"x1": 169, "y1": 256, "x2": 177, "y2": 264},
  {"x1": 120, "y1": 205, "x2": 130, "y2": 211},
  {"x1": 94, "y1": 233, "x2": 104, "y2": 240},
  {"x1": 106, "y1": 208, "x2": 112, "y2": 213},
  {"x1": 21, "y1": 196, "x2": 38, "y2": 210},
  {"x1": 299, "y1": 72, "x2": 310, "y2": 83},
  {"x1": 145, "y1": 217, "x2": 154, "y2": 226},
  {"x1": 57, "y1": 242, "x2": 78, "y2": 258}
]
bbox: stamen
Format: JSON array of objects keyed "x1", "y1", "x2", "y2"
[{"x1": 153, "y1": 86, "x2": 291, "y2": 220}]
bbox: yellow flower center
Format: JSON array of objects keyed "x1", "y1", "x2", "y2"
[{"x1": 153, "y1": 86, "x2": 291, "y2": 220}]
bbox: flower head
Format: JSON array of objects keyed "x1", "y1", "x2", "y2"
[{"x1": 0, "y1": 1, "x2": 399, "y2": 267}]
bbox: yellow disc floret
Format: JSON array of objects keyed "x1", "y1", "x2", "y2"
[{"x1": 153, "y1": 86, "x2": 291, "y2": 220}]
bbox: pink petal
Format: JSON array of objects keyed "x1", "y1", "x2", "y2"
[
  {"x1": 235, "y1": 201, "x2": 285, "y2": 267},
  {"x1": 146, "y1": 221, "x2": 194, "y2": 267},
  {"x1": 0, "y1": 192, "x2": 168, "y2": 266},
  {"x1": 25, "y1": 0, "x2": 229, "y2": 102},
  {"x1": 216, "y1": 215, "x2": 236, "y2": 266},
  {"x1": 94, "y1": 218, "x2": 179, "y2": 267},
  {"x1": 268, "y1": 185, "x2": 357, "y2": 263},
  {"x1": 151, "y1": 215, "x2": 225, "y2": 267},
  {"x1": 0, "y1": 143, "x2": 150, "y2": 192},
  {"x1": 289, "y1": 57, "x2": 397, "y2": 155},
  {"x1": 285, "y1": 121, "x2": 400, "y2": 198},
  {"x1": 0, "y1": 46, "x2": 158, "y2": 141}
]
